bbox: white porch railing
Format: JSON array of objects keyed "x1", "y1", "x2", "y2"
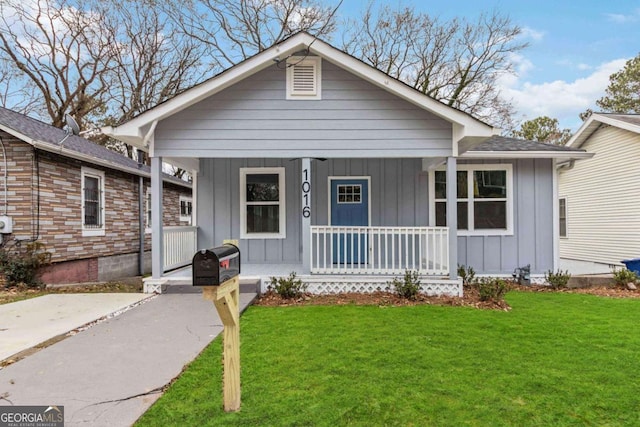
[
  {"x1": 163, "y1": 226, "x2": 197, "y2": 272},
  {"x1": 310, "y1": 226, "x2": 449, "y2": 275}
]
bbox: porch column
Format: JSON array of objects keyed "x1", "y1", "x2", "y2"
[
  {"x1": 151, "y1": 156, "x2": 164, "y2": 279},
  {"x1": 301, "y1": 158, "x2": 311, "y2": 274},
  {"x1": 446, "y1": 156, "x2": 458, "y2": 280}
]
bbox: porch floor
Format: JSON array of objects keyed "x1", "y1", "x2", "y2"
[{"x1": 158, "y1": 264, "x2": 461, "y2": 297}]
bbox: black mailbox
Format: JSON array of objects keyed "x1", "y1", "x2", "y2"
[{"x1": 192, "y1": 244, "x2": 240, "y2": 286}]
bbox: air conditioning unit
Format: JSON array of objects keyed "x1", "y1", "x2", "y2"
[{"x1": 0, "y1": 216, "x2": 13, "y2": 234}]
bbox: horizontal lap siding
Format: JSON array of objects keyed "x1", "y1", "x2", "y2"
[
  {"x1": 155, "y1": 61, "x2": 452, "y2": 158},
  {"x1": 559, "y1": 127, "x2": 640, "y2": 265},
  {"x1": 457, "y1": 159, "x2": 554, "y2": 274},
  {"x1": 197, "y1": 158, "x2": 428, "y2": 264}
]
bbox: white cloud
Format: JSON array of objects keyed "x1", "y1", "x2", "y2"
[
  {"x1": 577, "y1": 63, "x2": 592, "y2": 71},
  {"x1": 606, "y1": 9, "x2": 640, "y2": 23},
  {"x1": 499, "y1": 58, "x2": 628, "y2": 130},
  {"x1": 520, "y1": 26, "x2": 545, "y2": 42}
]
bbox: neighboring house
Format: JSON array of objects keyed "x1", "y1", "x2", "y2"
[
  {"x1": 103, "y1": 32, "x2": 590, "y2": 294},
  {"x1": 0, "y1": 107, "x2": 193, "y2": 284},
  {"x1": 559, "y1": 113, "x2": 640, "y2": 273}
]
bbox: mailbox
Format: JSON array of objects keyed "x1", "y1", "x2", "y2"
[{"x1": 192, "y1": 244, "x2": 240, "y2": 286}]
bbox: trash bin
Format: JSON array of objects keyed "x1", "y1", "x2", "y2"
[{"x1": 621, "y1": 258, "x2": 640, "y2": 275}]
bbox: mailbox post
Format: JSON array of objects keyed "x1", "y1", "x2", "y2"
[{"x1": 192, "y1": 244, "x2": 241, "y2": 412}]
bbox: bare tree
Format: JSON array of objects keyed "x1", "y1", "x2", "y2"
[
  {"x1": 98, "y1": 0, "x2": 205, "y2": 156},
  {"x1": 342, "y1": 4, "x2": 526, "y2": 129},
  {"x1": 0, "y1": 0, "x2": 116, "y2": 129},
  {"x1": 166, "y1": 0, "x2": 339, "y2": 71}
]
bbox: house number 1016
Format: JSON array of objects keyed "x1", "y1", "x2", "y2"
[{"x1": 302, "y1": 168, "x2": 311, "y2": 218}]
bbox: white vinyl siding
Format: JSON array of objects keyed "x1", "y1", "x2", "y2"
[
  {"x1": 559, "y1": 126, "x2": 640, "y2": 265},
  {"x1": 286, "y1": 56, "x2": 321, "y2": 99}
]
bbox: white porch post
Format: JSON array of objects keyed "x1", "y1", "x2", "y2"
[
  {"x1": 151, "y1": 156, "x2": 164, "y2": 279},
  {"x1": 301, "y1": 158, "x2": 311, "y2": 274},
  {"x1": 446, "y1": 156, "x2": 458, "y2": 280}
]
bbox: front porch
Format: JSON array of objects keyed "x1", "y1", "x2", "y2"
[{"x1": 150, "y1": 224, "x2": 460, "y2": 296}]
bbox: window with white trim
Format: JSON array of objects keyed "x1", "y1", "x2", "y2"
[
  {"x1": 559, "y1": 197, "x2": 567, "y2": 238},
  {"x1": 180, "y1": 196, "x2": 193, "y2": 224},
  {"x1": 81, "y1": 167, "x2": 105, "y2": 237},
  {"x1": 431, "y1": 164, "x2": 513, "y2": 235},
  {"x1": 286, "y1": 56, "x2": 321, "y2": 100},
  {"x1": 240, "y1": 168, "x2": 286, "y2": 239}
]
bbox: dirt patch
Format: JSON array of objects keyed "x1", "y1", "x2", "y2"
[
  {"x1": 0, "y1": 278, "x2": 143, "y2": 305},
  {"x1": 255, "y1": 282, "x2": 640, "y2": 310}
]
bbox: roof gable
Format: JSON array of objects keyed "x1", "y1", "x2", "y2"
[
  {"x1": 567, "y1": 113, "x2": 640, "y2": 148},
  {"x1": 103, "y1": 32, "x2": 496, "y2": 149}
]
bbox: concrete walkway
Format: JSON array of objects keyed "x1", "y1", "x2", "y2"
[
  {"x1": 0, "y1": 286, "x2": 256, "y2": 426},
  {"x1": 0, "y1": 293, "x2": 152, "y2": 362}
]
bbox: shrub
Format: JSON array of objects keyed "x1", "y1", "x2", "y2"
[
  {"x1": 0, "y1": 240, "x2": 51, "y2": 287},
  {"x1": 388, "y1": 270, "x2": 421, "y2": 300},
  {"x1": 457, "y1": 264, "x2": 477, "y2": 287},
  {"x1": 545, "y1": 269, "x2": 571, "y2": 289},
  {"x1": 475, "y1": 278, "x2": 509, "y2": 302},
  {"x1": 269, "y1": 272, "x2": 307, "y2": 299},
  {"x1": 612, "y1": 267, "x2": 638, "y2": 288}
]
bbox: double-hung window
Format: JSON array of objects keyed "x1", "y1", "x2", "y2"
[
  {"x1": 81, "y1": 167, "x2": 105, "y2": 236},
  {"x1": 431, "y1": 164, "x2": 513, "y2": 235},
  {"x1": 240, "y1": 168, "x2": 286, "y2": 239},
  {"x1": 180, "y1": 196, "x2": 193, "y2": 224},
  {"x1": 559, "y1": 197, "x2": 567, "y2": 238}
]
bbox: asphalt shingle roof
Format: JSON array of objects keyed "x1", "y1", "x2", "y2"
[
  {"x1": 0, "y1": 107, "x2": 190, "y2": 188},
  {"x1": 599, "y1": 113, "x2": 640, "y2": 127},
  {"x1": 471, "y1": 135, "x2": 586, "y2": 152}
]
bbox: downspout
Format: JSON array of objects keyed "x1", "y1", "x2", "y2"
[
  {"x1": 556, "y1": 160, "x2": 575, "y2": 172},
  {"x1": 138, "y1": 149, "x2": 145, "y2": 276}
]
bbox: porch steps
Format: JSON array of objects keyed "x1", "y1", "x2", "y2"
[{"x1": 567, "y1": 274, "x2": 614, "y2": 288}]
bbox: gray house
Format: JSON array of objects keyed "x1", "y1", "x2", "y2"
[{"x1": 103, "y1": 32, "x2": 590, "y2": 294}]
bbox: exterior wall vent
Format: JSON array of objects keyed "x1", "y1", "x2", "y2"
[{"x1": 286, "y1": 56, "x2": 321, "y2": 100}]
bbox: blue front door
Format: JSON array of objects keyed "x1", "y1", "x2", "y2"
[{"x1": 330, "y1": 179, "x2": 369, "y2": 264}]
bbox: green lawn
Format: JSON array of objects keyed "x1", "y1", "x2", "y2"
[{"x1": 136, "y1": 292, "x2": 640, "y2": 426}]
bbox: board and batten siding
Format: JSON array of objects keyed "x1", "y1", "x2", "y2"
[
  {"x1": 154, "y1": 60, "x2": 453, "y2": 159},
  {"x1": 457, "y1": 159, "x2": 554, "y2": 274},
  {"x1": 198, "y1": 157, "x2": 554, "y2": 273},
  {"x1": 559, "y1": 126, "x2": 640, "y2": 265},
  {"x1": 197, "y1": 158, "x2": 429, "y2": 264}
]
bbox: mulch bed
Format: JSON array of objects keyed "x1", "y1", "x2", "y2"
[{"x1": 255, "y1": 282, "x2": 639, "y2": 311}]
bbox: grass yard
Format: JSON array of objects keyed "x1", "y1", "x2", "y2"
[{"x1": 137, "y1": 292, "x2": 640, "y2": 426}]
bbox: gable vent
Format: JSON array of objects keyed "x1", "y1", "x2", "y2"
[
  {"x1": 292, "y1": 64, "x2": 316, "y2": 94},
  {"x1": 286, "y1": 57, "x2": 321, "y2": 100}
]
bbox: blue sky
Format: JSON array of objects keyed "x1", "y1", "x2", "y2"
[{"x1": 336, "y1": 1, "x2": 640, "y2": 131}]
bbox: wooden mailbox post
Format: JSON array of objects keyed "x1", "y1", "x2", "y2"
[{"x1": 192, "y1": 244, "x2": 241, "y2": 412}]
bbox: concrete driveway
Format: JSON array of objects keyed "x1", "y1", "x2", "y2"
[{"x1": 0, "y1": 286, "x2": 256, "y2": 426}]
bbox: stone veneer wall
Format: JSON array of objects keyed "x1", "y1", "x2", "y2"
[{"x1": 0, "y1": 131, "x2": 191, "y2": 284}]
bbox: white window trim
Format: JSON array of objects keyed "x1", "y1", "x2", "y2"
[
  {"x1": 428, "y1": 164, "x2": 514, "y2": 236},
  {"x1": 81, "y1": 166, "x2": 106, "y2": 237},
  {"x1": 145, "y1": 187, "x2": 152, "y2": 234},
  {"x1": 559, "y1": 196, "x2": 568, "y2": 239},
  {"x1": 286, "y1": 56, "x2": 321, "y2": 100},
  {"x1": 179, "y1": 195, "x2": 193, "y2": 224},
  {"x1": 240, "y1": 167, "x2": 286, "y2": 239}
]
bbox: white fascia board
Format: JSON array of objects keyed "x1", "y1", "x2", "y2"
[
  {"x1": 462, "y1": 150, "x2": 594, "y2": 160},
  {"x1": 102, "y1": 34, "x2": 317, "y2": 147},
  {"x1": 308, "y1": 40, "x2": 496, "y2": 138},
  {"x1": 104, "y1": 32, "x2": 496, "y2": 148},
  {"x1": 567, "y1": 113, "x2": 640, "y2": 148}
]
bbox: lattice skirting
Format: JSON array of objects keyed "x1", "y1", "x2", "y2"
[{"x1": 262, "y1": 275, "x2": 463, "y2": 297}]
